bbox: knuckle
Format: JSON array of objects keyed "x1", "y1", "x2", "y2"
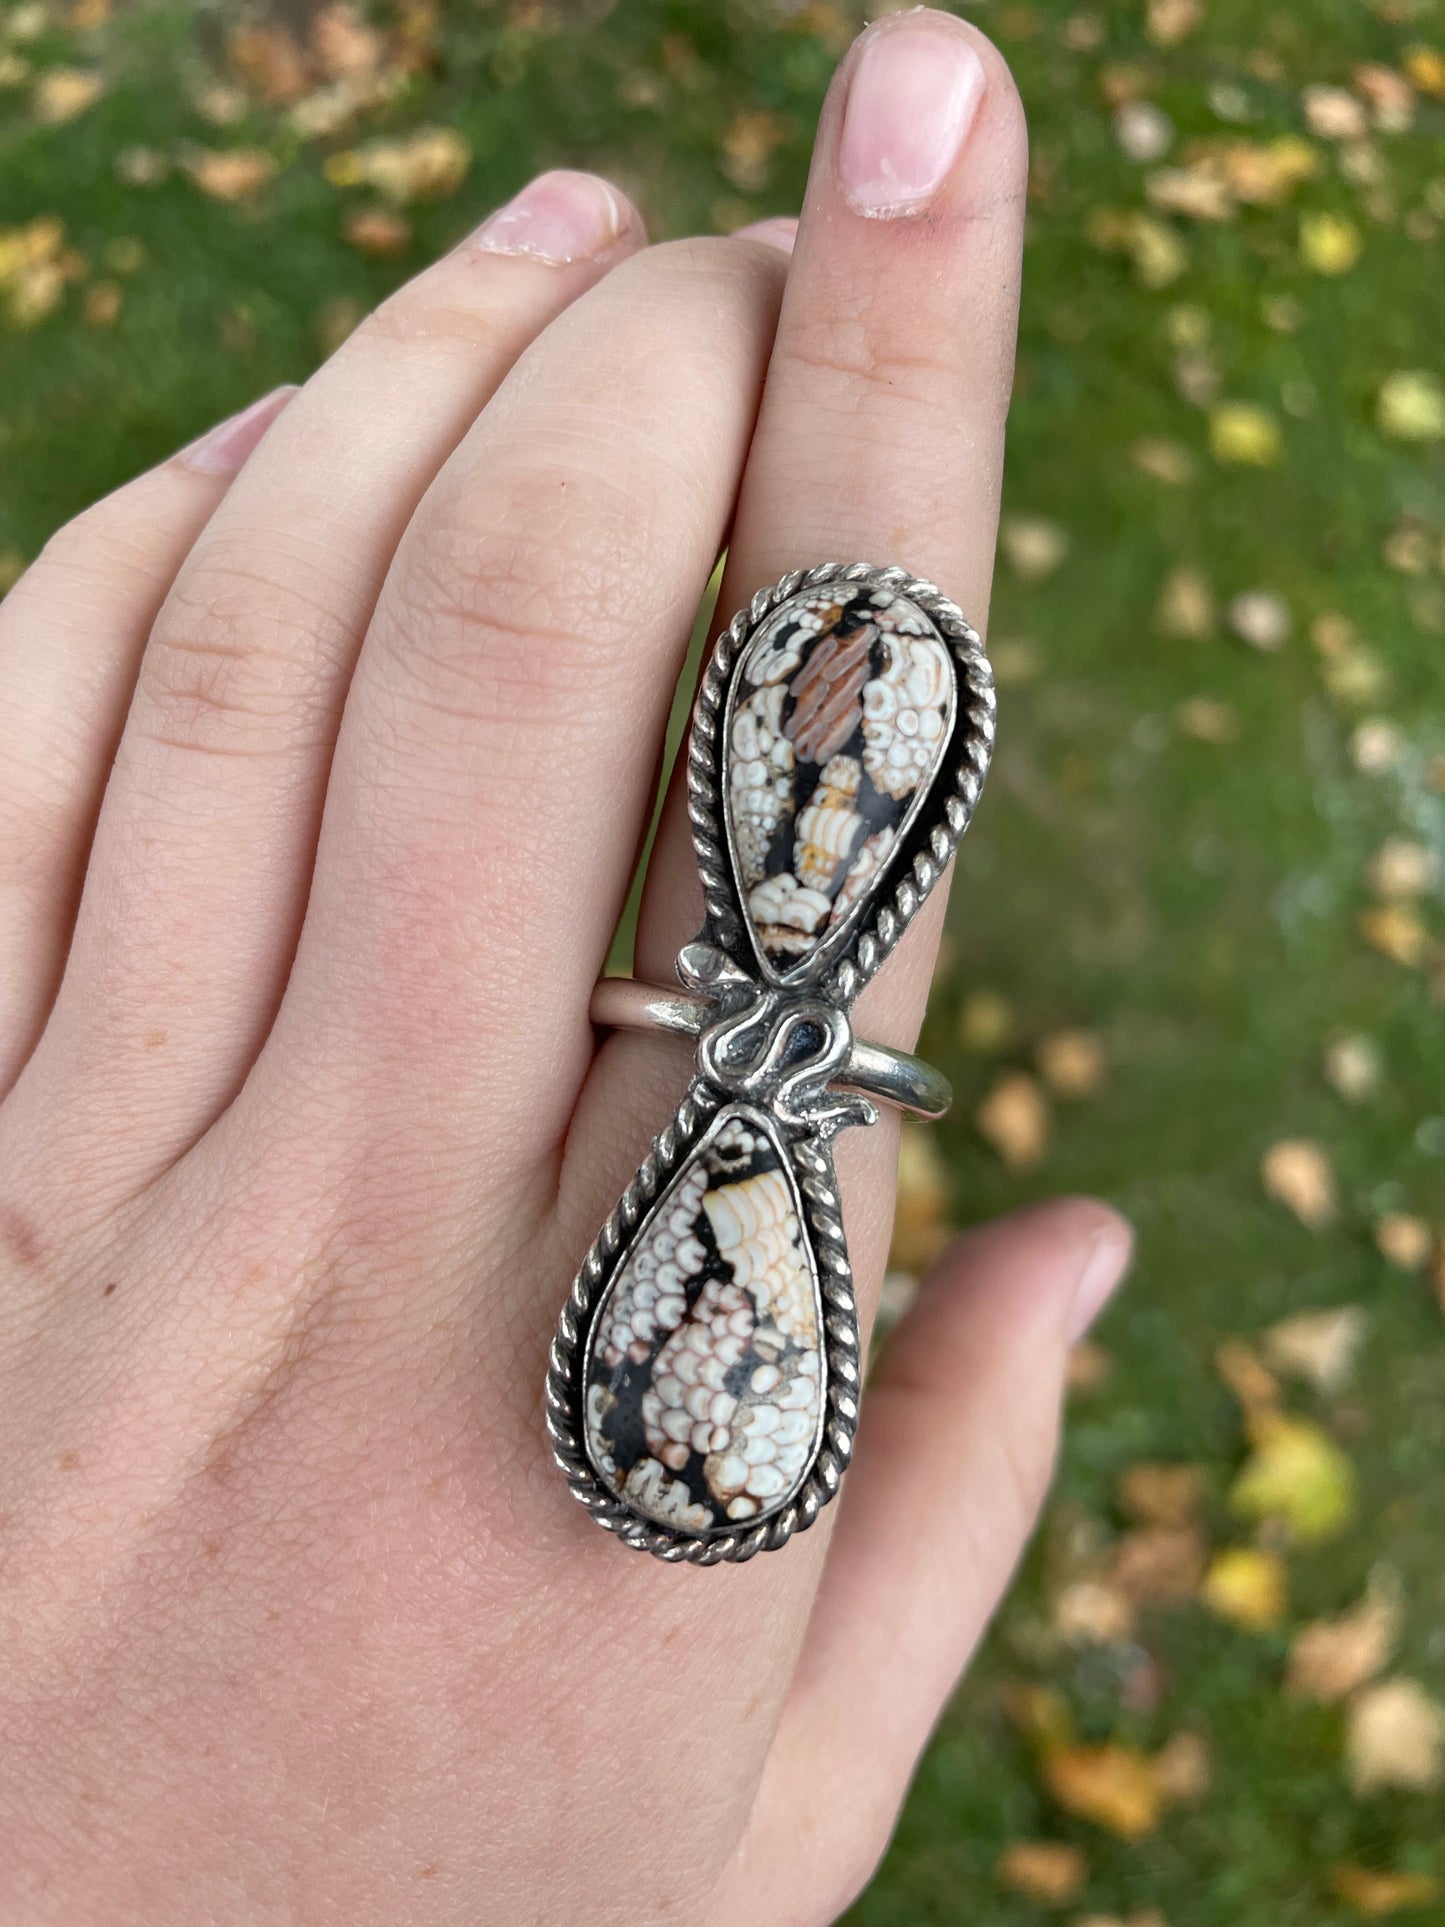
[
  {"x1": 135, "y1": 556, "x2": 345, "y2": 762},
  {"x1": 355, "y1": 277, "x2": 507, "y2": 357}
]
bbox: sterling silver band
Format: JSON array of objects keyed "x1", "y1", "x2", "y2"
[{"x1": 590, "y1": 975, "x2": 953, "y2": 1121}]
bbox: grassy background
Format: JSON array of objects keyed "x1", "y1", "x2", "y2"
[{"x1": 3, "y1": 1, "x2": 1444, "y2": 1921}]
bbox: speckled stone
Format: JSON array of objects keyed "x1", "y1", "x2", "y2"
[
  {"x1": 724, "y1": 584, "x2": 956, "y2": 980},
  {"x1": 584, "y1": 1110, "x2": 824, "y2": 1533}
]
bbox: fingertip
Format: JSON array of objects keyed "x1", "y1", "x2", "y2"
[{"x1": 732, "y1": 215, "x2": 798, "y2": 255}]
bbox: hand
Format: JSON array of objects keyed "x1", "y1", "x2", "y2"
[{"x1": 0, "y1": 13, "x2": 1128, "y2": 1924}]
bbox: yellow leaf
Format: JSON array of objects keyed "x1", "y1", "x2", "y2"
[
  {"x1": 976, "y1": 1071, "x2": 1051, "y2": 1172},
  {"x1": 1210, "y1": 402, "x2": 1283, "y2": 466},
  {"x1": 1300, "y1": 211, "x2": 1361, "y2": 274},
  {"x1": 1146, "y1": 0, "x2": 1200, "y2": 45},
  {"x1": 1001, "y1": 514, "x2": 1069, "y2": 578},
  {"x1": 1404, "y1": 45, "x2": 1445, "y2": 100},
  {"x1": 1378, "y1": 372, "x2": 1445, "y2": 443},
  {"x1": 1229, "y1": 1413, "x2": 1356, "y2": 1543},
  {"x1": 1036, "y1": 1028, "x2": 1107, "y2": 1098},
  {"x1": 1042, "y1": 1743, "x2": 1162, "y2": 1838},
  {"x1": 1369, "y1": 838, "x2": 1436, "y2": 899},
  {"x1": 957, "y1": 989, "x2": 1014, "y2": 1052},
  {"x1": 1347, "y1": 1679, "x2": 1445, "y2": 1794},
  {"x1": 184, "y1": 148, "x2": 279, "y2": 203},
  {"x1": 1202, "y1": 1546, "x2": 1288, "y2": 1630},
  {"x1": 1288, "y1": 1578, "x2": 1400, "y2": 1702},
  {"x1": 328, "y1": 126, "x2": 469, "y2": 203},
  {"x1": 1052, "y1": 1578, "x2": 1137, "y2": 1647},
  {"x1": 1359, "y1": 904, "x2": 1428, "y2": 968},
  {"x1": 1261, "y1": 1138, "x2": 1337, "y2": 1229},
  {"x1": 1155, "y1": 565, "x2": 1215, "y2": 639},
  {"x1": 33, "y1": 66, "x2": 102, "y2": 123},
  {"x1": 996, "y1": 1840, "x2": 1088, "y2": 1904},
  {"x1": 1332, "y1": 1866, "x2": 1443, "y2": 1915},
  {"x1": 1374, "y1": 1213, "x2": 1431, "y2": 1272}
]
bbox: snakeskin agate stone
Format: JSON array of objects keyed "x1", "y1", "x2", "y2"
[
  {"x1": 583, "y1": 1111, "x2": 823, "y2": 1533},
  {"x1": 723, "y1": 584, "x2": 957, "y2": 980}
]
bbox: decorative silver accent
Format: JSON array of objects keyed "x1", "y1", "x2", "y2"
[
  {"x1": 547, "y1": 564, "x2": 994, "y2": 1562},
  {"x1": 588, "y1": 976, "x2": 954, "y2": 1121}
]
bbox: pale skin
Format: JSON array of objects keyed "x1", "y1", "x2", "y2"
[{"x1": 0, "y1": 13, "x2": 1131, "y2": 1925}]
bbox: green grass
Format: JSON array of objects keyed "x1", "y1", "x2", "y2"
[{"x1": 3, "y1": 2, "x2": 1445, "y2": 1921}]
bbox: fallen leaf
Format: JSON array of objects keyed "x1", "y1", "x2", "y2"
[
  {"x1": 1176, "y1": 695, "x2": 1238, "y2": 742},
  {"x1": 33, "y1": 66, "x2": 102, "y2": 122},
  {"x1": 184, "y1": 148, "x2": 279, "y2": 203},
  {"x1": 1153, "y1": 1730, "x2": 1212, "y2": 1803},
  {"x1": 1230, "y1": 1412, "x2": 1356, "y2": 1543},
  {"x1": 1301, "y1": 210, "x2": 1362, "y2": 274},
  {"x1": 1067, "y1": 1339, "x2": 1113, "y2": 1392},
  {"x1": 976, "y1": 1072, "x2": 1051, "y2": 1171},
  {"x1": 1115, "y1": 101, "x2": 1173, "y2": 163},
  {"x1": 1147, "y1": 166, "x2": 1233, "y2": 221},
  {"x1": 1043, "y1": 1743, "x2": 1162, "y2": 1838},
  {"x1": 1216, "y1": 1338, "x2": 1282, "y2": 1414},
  {"x1": 1354, "y1": 64, "x2": 1416, "y2": 132},
  {"x1": 1324, "y1": 1034, "x2": 1381, "y2": 1102},
  {"x1": 1351, "y1": 720, "x2": 1404, "y2": 775},
  {"x1": 1331, "y1": 1867, "x2": 1442, "y2": 1916},
  {"x1": 1360, "y1": 904, "x2": 1428, "y2": 968},
  {"x1": 1131, "y1": 436, "x2": 1196, "y2": 485},
  {"x1": 229, "y1": 23, "x2": 310, "y2": 102},
  {"x1": 1262, "y1": 1139, "x2": 1337, "y2": 1229},
  {"x1": 1375, "y1": 1213, "x2": 1431, "y2": 1272},
  {"x1": 891, "y1": 1122, "x2": 953, "y2": 1271},
  {"x1": 1119, "y1": 1462, "x2": 1205, "y2": 1529},
  {"x1": 957, "y1": 990, "x2": 1014, "y2": 1051},
  {"x1": 997, "y1": 1840, "x2": 1088, "y2": 1904},
  {"x1": 1378, "y1": 372, "x2": 1445, "y2": 442},
  {"x1": 1037, "y1": 1029, "x2": 1106, "y2": 1098},
  {"x1": 1347, "y1": 1679, "x2": 1445, "y2": 1794},
  {"x1": 82, "y1": 279, "x2": 121, "y2": 328},
  {"x1": 1288, "y1": 1578, "x2": 1400, "y2": 1702},
  {"x1": 328, "y1": 126, "x2": 469, "y2": 202},
  {"x1": 1264, "y1": 1306, "x2": 1368, "y2": 1394},
  {"x1": 1202, "y1": 1546, "x2": 1287, "y2": 1629},
  {"x1": 1087, "y1": 207, "x2": 1187, "y2": 288},
  {"x1": 1146, "y1": 0, "x2": 1200, "y2": 44},
  {"x1": 1111, "y1": 1524, "x2": 1208, "y2": 1603},
  {"x1": 1211, "y1": 403, "x2": 1283, "y2": 466},
  {"x1": 344, "y1": 205, "x2": 411, "y2": 255},
  {"x1": 1303, "y1": 84, "x2": 1370, "y2": 141},
  {"x1": 1369, "y1": 839, "x2": 1436, "y2": 899},
  {"x1": 1155, "y1": 566, "x2": 1215, "y2": 639},
  {"x1": 1404, "y1": 45, "x2": 1445, "y2": 99},
  {"x1": 312, "y1": 3, "x2": 388, "y2": 83},
  {"x1": 1002, "y1": 514, "x2": 1069, "y2": 578},
  {"x1": 1053, "y1": 1578, "x2": 1136, "y2": 1647},
  {"x1": 1217, "y1": 136, "x2": 1319, "y2": 205},
  {"x1": 1228, "y1": 589, "x2": 1291, "y2": 649}
]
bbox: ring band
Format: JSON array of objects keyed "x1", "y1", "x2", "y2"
[
  {"x1": 548, "y1": 562, "x2": 995, "y2": 1563},
  {"x1": 589, "y1": 975, "x2": 953, "y2": 1121}
]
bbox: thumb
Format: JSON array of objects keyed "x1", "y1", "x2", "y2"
[{"x1": 709, "y1": 1196, "x2": 1132, "y2": 1927}]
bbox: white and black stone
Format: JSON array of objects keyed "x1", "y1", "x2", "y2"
[
  {"x1": 583, "y1": 1110, "x2": 824, "y2": 1534},
  {"x1": 723, "y1": 583, "x2": 957, "y2": 981}
]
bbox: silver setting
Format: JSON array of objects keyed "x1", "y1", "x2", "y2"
[{"x1": 547, "y1": 563, "x2": 995, "y2": 1562}]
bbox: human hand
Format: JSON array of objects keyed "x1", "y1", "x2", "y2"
[{"x1": 0, "y1": 12, "x2": 1129, "y2": 1923}]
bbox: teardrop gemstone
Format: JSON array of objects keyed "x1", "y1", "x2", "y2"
[
  {"x1": 584, "y1": 1110, "x2": 824, "y2": 1534},
  {"x1": 723, "y1": 583, "x2": 957, "y2": 980}
]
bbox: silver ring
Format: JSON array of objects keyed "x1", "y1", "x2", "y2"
[
  {"x1": 547, "y1": 562, "x2": 995, "y2": 1563},
  {"x1": 589, "y1": 975, "x2": 954, "y2": 1121}
]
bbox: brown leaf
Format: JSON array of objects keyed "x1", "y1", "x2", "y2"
[
  {"x1": 184, "y1": 148, "x2": 279, "y2": 204},
  {"x1": 1037, "y1": 1028, "x2": 1107, "y2": 1098},
  {"x1": 996, "y1": 1840, "x2": 1088, "y2": 1904},
  {"x1": 1347, "y1": 1679, "x2": 1445, "y2": 1794},
  {"x1": 343, "y1": 206, "x2": 411, "y2": 256},
  {"x1": 1043, "y1": 1743, "x2": 1162, "y2": 1838},
  {"x1": 1052, "y1": 1578, "x2": 1136, "y2": 1647},
  {"x1": 1119, "y1": 1462, "x2": 1205, "y2": 1529},
  {"x1": 976, "y1": 1072, "x2": 1051, "y2": 1171},
  {"x1": 1146, "y1": 0, "x2": 1200, "y2": 44},
  {"x1": 1153, "y1": 1731, "x2": 1212, "y2": 1804},
  {"x1": 1215, "y1": 1338, "x2": 1281, "y2": 1415},
  {"x1": 1261, "y1": 1138, "x2": 1337, "y2": 1229},
  {"x1": 312, "y1": 3, "x2": 387, "y2": 84},
  {"x1": 1111, "y1": 1525, "x2": 1207, "y2": 1604},
  {"x1": 1375, "y1": 1214, "x2": 1431, "y2": 1272},
  {"x1": 1176, "y1": 696, "x2": 1238, "y2": 742},
  {"x1": 1155, "y1": 565, "x2": 1215, "y2": 640},
  {"x1": 229, "y1": 24, "x2": 311, "y2": 103},
  {"x1": 1287, "y1": 1579, "x2": 1400, "y2": 1702},
  {"x1": 328, "y1": 127, "x2": 469, "y2": 203},
  {"x1": 719, "y1": 108, "x2": 786, "y2": 191},
  {"x1": 33, "y1": 66, "x2": 103, "y2": 123}
]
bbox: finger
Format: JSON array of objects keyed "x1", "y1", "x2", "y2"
[
  {"x1": 568, "y1": 11, "x2": 1025, "y2": 1282},
  {"x1": 245, "y1": 237, "x2": 787, "y2": 1204},
  {"x1": 2, "y1": 173, "x2": 644, "y2": 1210},
  {"x1": 0, "y1": 387, "x2": 293, "y2": 1094},
  {"x1": 713, "y1": 1200, "x2": 1133, "y2": 1924}
]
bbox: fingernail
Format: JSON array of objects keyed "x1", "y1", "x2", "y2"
[
  {"x1": 182, "y1": 385, "x2": 296, "y2": 476},
  {"x1": 473, "y1": 169, "x2": 629, "y2": 264},
  {"x1": 1067, "y1": 1225, "x2": 1132, "y2": 1343},
  {"x1": 733, "y1": 216, "x2": 798, "y2": 254},
  {"x1": 838, "y1": 15, "x2": 987, "y2": 217}
]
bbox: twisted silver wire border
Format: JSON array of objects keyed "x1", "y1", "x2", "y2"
[
  {"x1": 688, "y1": 561, "x2": 995, "y2": 1006},
  {"x1": 547, "y1": 563, "x2": 993, "y2": 1562},
  {"x1": 545, "y1": 1090, "x2": 859, "y2": 1562}
]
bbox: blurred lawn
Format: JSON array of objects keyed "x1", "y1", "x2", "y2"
[{"x1": 3, "y1": 2, "x2": 1445, "y2": 1922}]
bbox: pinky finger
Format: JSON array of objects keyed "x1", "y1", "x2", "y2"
[
  {"x1": 710, "y1": 1198, "x2": 1133, "y2": 1926},
  {"x1": 0, "y1": 386, "x2": 293, "y2": 1091}
]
